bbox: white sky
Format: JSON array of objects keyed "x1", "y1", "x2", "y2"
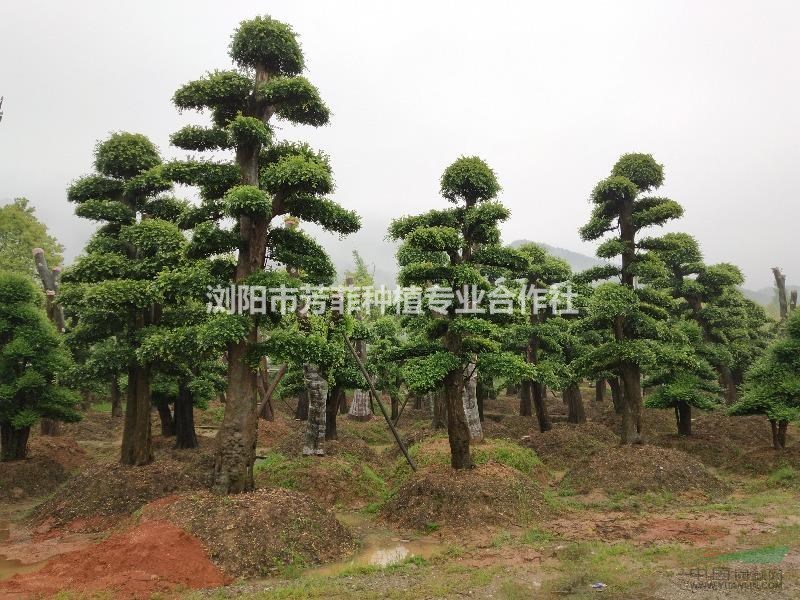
[{"x1": 1, "y1": 0, "x2": 798, "y2": 288}]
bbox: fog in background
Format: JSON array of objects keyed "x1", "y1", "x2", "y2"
[{"x1": 1, "y1": 0, "x2": 798, "y2": 289}]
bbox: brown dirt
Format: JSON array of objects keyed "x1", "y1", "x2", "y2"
[
  {"x1": 143, "y1": 488, "x2": 356, "y2": 577},
  {"x1": 382, "y1": 463, "x2": 548, "y2": 531},
  {"x1": 0, "y1": 436, "x2": 87, "y2": 501},
  {"x1": 30, "y1": 438, "x2": 214, "y2": 530},
  {"x1": 519, "y1": 422, "x2": 618, "y2": 469},
  {"x1": 60, "y1": 410, "x2": 123, "y2": 442},
  {"x1": 561, "y1": 444, "x2": 729, "y2": 497},
  {"x1": 257, "y1": 414, "x2": 301, "y2": 448},
  {"x1": 0, "y1": 520, "x2": 228, "y2": 599},
  {"x1": 325, "y1": 436, "x2": 379, "y2": 463}
]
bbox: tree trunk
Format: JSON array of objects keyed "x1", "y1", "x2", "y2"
[
  {"x1": 519, "y1": 381, "x2": 533, "y2": 417},
  {"x1": 462, "y1": 362, "x2": 483, "y2": 442},
  {"x1": 326, "y1": 385, "x2": 345, "y2": 441},
  {"x1": 110, "y1": 377, "x2": 123, "y2": 418},
  {"x1": 619, "y1": 363, "x2": 643, "y2": 444},
  {"x1": 532, "y1": 381, "x2": 552, "y2": 432},
  {"x1": 213, "y1": 335, "x2": 258, "y2": 493},
  {"x1": 595, "y1": 379, "x2": 606, "y2": 402},
  {"x1": 777, "y1": 420, "x2": 788, "y2": 449},
  {"x1": 565, "y1": 383, "x2": 586, "y2": 424},
  {"x1": 675, "y1": 401, "x2": 692, "y2": 436},
  {"x1": 390, "y1": 392, "x2": 399, "y2": 421},
  {"x1": 303, "y1": 363, "x2": 327, "y2": 455},
  {"x1": 256, "y1": 365, "x2": 274, "y2": 421},
  {"x1": 156, "y1": 400, "x2": 175, "y2": 437},
  {"x1": 121, "y1": 363, "x2": 153, "y2": 466},
  {"x1": 770, "y1": 419, "x2": 780, "y2": 450},
  {"x1": 718, "y1": 366, "x2": 738, "y2": 405},
  {"x1": 0, "y1": 423, "x2": 30, "y2": 461},
  {"x1": 295, "y1": 392, "x2": 309, "y2": 421},
  {"x1": 609, "y1": 377, "x2": 623, "y2": 414},
  {"x1": 772, "y1": 267, "x2": 789, "y2": 321},
  {"x1": 174, "y1": 384, "x2": 198, "y2": 449},
  {"x1": 413, "y1": 394, "x2": 423, "y2": 410},
  {"x1": 431, "y1": 391, "x2": 447, "y2": 429},
  {"x1": 40, "y1": 419, "x2": 60, "y2": 436},
  {"x1": 348, "y1": 388, "x2": 372, "y2": 421},
  {"x1": 505, "y1": 384, "x2": 519, "y2": 396},
  {"x1": 444, "y1": 369, "x2": 472, "y2": 469},
  {"x1": 338, "y1": 391, "x2": 348, "y2": 414}
]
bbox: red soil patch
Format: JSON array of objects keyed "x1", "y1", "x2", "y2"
[{"x1": 0, "y1": 520, "x2": 228, "y2": 599}]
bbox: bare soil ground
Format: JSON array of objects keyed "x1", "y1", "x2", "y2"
[{"x1": 1, "y1": 392, "x2": 799, "y2": 599}]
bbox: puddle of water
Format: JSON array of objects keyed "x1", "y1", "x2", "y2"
[
  {"x1": 0, "y1": 523, "x2": 43, "y2": 582},
  {"x1": 309, "y1": 512, "x2": 445, "y2": 577}
]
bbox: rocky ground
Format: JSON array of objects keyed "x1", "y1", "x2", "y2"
[{"x1": 0, "y1": 391, "x2": 798, "y2": 599}]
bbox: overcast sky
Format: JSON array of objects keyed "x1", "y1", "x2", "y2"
[{"x1": 1, "y1": 0, "x2": 798, "y2": 289}]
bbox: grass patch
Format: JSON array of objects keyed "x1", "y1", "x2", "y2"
[
  {"x1": 92, "y1": 401, "x2": 112, "y2": 413},
  {"x1": 716, "y1": 545, "x2": 789, "y2": 564},
  {"x1": 521, "y1": 527, "x2": 557, "y2": 545}
]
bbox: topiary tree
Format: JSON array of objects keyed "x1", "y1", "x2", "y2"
[
  {"x1": 510, "y1": 243, "x2": 572, "y2": 430},
  {"x1": 0, "y1": 272, "x2": 80, "y2": 460},
  {"x1": 389, "y1": 156, "x2": 531, "y2": 468},
  {"x1": 62, "y1": 132, "x2": 182, "y2": 465},
  {"x1": 578, "y1": 153, "x2": 684, "y2": 443},
  {"x1": 165, "y1": 15, "x2": 359, "y2": 493},
  {"x1": 730, "y1": 310, "x2": 800, "y2": 449}
]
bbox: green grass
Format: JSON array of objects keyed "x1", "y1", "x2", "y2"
[
  {"x1": 716, "y1": 545, "x2": 789, "y2": 564},
  {"x1": 520, "y1": 527, "x2": 557, "y2": 545},
  {"x1": 92, "y1": 401, "x2": 112, "y2": 413}
]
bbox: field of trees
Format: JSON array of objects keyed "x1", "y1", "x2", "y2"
[{"x1": 1, "y1": 14, "x2": 799, "y2": 600}]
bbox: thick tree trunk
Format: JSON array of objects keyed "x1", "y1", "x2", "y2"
[
  {"x1": 565, "y1": 383, "x2": 586, "y2": 424},
  {"x1": 40, "y1": 419, "x2": 60, "y2": 436},
  {"x1": 609, "y1": 377, "x2": 623, "y2": 414},
  {"x1": 348, "y1": 388, "x2": 372, "y2": 421},
  {"x1": 595, "y1": 379, "x2": 606, "y2": 402},
  {"x1": 303, "y1": 364, "x2": 327, "y2": 455},
  {"x1": 462, "y1": 362, "x2": 483, "y2": 442},
  {"x1": 121, "y1": 363, "x2": 153, "y2": 466},
  {"x1": 174, "y1": 384, "x2": 198, "y2": 449},
  {"x1": 770, "y1": 419, "x2": 780, "y2": 450},
  {"x1": 256, "y1": 365, "x2": 274, "y2": 421},
  {"x1": 777, "y1": 420, "x2": 788, "y2": 449},
  {"x1": 213, "y1": 336, "x2": 258, "y2": 492},
  {"x1": 505, "y1": 384, "x2": 519, "y2": 396},
  {"x1": 339, "y1": 391, "x2": 348, "y2": 414},
  {"x1": 675, "y1": 401, "x2": 692, "y2": 436},
  {"x1": 532, "y1": 381, "x2": 552, "y2": 432},
  {"x1": 390, "y1": 392, "x2": 399, "y2": 421},
  {"x1": 156, "y1": 400, "x2": 175, "y2": 437},
  {"x1": 619, "y1": 363, "x2": 643, "y2": 444},
  {"x1": 326, "y1": 385, "x2": 345, "y2": 441},
  {"x1": 519, "y1": 381, "x2": 533, "y2": 417},
  {"x1": 295, "y1": 392, "x2": 309, "y2": 421},
  {"x1": 0, "y1": 424, "x2": 30, "y2": 461},
  {"x1": 719, "y1": 366, "x2": 738, "y2": 405},
  {"x1": 444, "y1": 369, "x2": 472, "y2": 469},
  {"x1": 431, "y1": 391, "x2": 447, "y2": 429},
  {"x1": 413, "y1": 394, "x2": 423, "y2": 410},
  {"x1": 110, "y1": 377, "x2": 123, "y2": 418}
]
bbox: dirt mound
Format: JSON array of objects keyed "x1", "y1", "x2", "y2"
[
  {"x1": 325, "y1": 436, "x2": 379, "y2": 462},
  {"x1": 31, "y1": 439, "x2": 214, "y2": 529},
  {"x1": 257, "y1": 414, "x2": 302, "y2": 448},
  {"x1": 382, "y1": 463, "x2": 547, "y2": 531},
  {"x1": 60, "y1": 411, "x2": 123, "y2": 442},
  {"x1": 481, "y1": 414, "x2": 540, "y2": 440},
  {"x1": 519, "y1": 422, "x2": 618, "y2": 469},
  {"x1": 648, "y1": 412, "x2": 796, "y2": 473},
  {"x1": 0, "y1": 520, "x2": 227, "y2": 598},
  {"x1": 0, "y1": 437, "x2": 87, "y2": 501},
  {"x1": 561, "y1": 445, "x2": 729, "y2": 497},
  {"x1": 144, "y1": 489, "x2": 355, "y2": 576}
]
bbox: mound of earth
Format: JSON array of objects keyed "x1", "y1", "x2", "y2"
[
  {"x1": 257, "y1": 414, "x2": 302, "y2": 449},
  {"x1": 382, "y1": 463, "x2": 547, "y2": 531},
  {"x1": 561, "y1": 445, "x2": 729, "y2": 496},
  {"x1": 649, "y1": 412, "x2": 794, "y2": 473},
  {"x1": 0, "y1": 520, "x2": 227, "y2": 598},
  {"x1": 255, "y1": 451, "x2": 387, "y2": 507},
  {"x1": 31, "y1": 439, "x2": 214, "y2": 529},
  {"x1": 325, "y1": 436, "x2": 379, "y2": 462},
  {"x1": 519, "y1": 422, "x2": 618, "y2": 469},
  {"x1": 0, "y1": 437, "x2": 87, "y2": 501},
  {"x1": 144, "y1": 489, "x2": 355, "y2": 576},
  {"x1": 60, "y1": 411, "x2": 123, "y2": 442}
]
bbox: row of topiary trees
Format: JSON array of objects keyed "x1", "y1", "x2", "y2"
[{"x1": 2, "y1": 15, "x2": 795, "y2": 479}]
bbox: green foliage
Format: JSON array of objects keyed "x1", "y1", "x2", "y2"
[
  {"x1": 440, "y1": 156, "x2": 500, "y2": 204},
  {"x1": 611, "y1": 153, "x2": 664, "y2": 191},
  {"x1": 228, "y1": 115, "x2": 272, "y2": 147},
  {"x1": 229, "y1": 16, "x2": 304, "y2": 75},
  {"x1": 172, "y1": 70, "x2": 252, "y2": 114},
  {"x1": 0, "y1": 198, "x2": 64, "y2": 278},
  {"x1": 170, "y1": 125, "x2": 231, "y2": 152},
  {"x1": 67, "y1": 175, "x2": 125, "y2": 203},
  {"x1": 0, "y1": 272, "x2": 80, "y2": 448},
  {"x1": 731, "y1": 310, "x2": 800, "y2": 422},
  {"x1": 260, "y1": 76, "x2": 330, "y2": 126},
  {"x1": 262, "y1": 153, "x2": 333, "y2": 196},
  {"x1": 224, "y1": 185, "x2": 272, "y2": 218},
  {"x1": 94, "y1": 133, "x2": 160, "y2": 180}
]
